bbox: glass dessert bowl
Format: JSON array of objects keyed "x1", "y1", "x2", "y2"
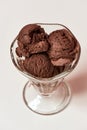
[{"x1": 10, "y1": 23, "x2": 81, "y2": 115}]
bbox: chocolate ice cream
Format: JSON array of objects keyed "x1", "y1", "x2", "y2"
[
  {"x1": 28, "y1": 41, "x2": 49, "y2": 54},
  {"x1": 48, "y1": 29, "x2": 78, "y2": 66},
  {"x1": 17, "y1": 24, "x2": 48, "y2": 57},
  {"x1": 23, "y1": 54, "x2": 54, "y2": 78},
  {"x1": 16, "y1": 24, "x2": 80, "y2": 78},
  {"x1": 18, "y1": 24, "x2": 46, "y2": 44}
]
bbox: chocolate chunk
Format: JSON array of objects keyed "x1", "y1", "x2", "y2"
[
  {"x1": 16, "y1": 47, "x2": 22, "y2": 57},
  {"x1": 28, "y1": 41, "x2": 49, "y2": 54}
]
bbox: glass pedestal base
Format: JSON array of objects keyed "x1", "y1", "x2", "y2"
[{"x1": 23, "y1": 81, "x2": 71, "y2": 115}]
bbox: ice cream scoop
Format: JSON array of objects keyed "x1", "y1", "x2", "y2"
[
  {"x1": 48, "y1": 29, "x2": 79, "y2": 66},
  {"x1": 23, "y1": 54, "x2": 54, "y2": 78},
  {"x1": 18, "y1": 24, "x2": 46, "y2": 44},
  {"x1": 16, "y1": 24, "x2": 48, "y2": 58}
]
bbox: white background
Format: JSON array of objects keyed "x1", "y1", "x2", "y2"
[{"x1": 0, "y1": 0, "x2": 87, "y2": 130}]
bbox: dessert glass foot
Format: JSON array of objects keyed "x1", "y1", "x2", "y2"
[
  {"x1": 23, "y1": 80, "x2": 71, "y2": 115},
  {"x1": 10, "y1": 23, "x2": 81, "y2": 115}
]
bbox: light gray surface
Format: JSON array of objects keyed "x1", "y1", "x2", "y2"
[{"x1": 0, "y1": 0, "x2": 87, "y2": 130}]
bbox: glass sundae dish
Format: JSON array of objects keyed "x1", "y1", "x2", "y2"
[{"x1": 10, "y1": 23, "x2": 81, "y2": 115}]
